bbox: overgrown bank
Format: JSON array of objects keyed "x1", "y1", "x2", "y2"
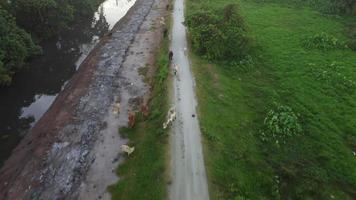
[
  {"x1": 186, "y1": 0, "x2": 356, "y2": 199},
  {"x1": 108, "y1": 7, "x2": 171, "y2": 199}
]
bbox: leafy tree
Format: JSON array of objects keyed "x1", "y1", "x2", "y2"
[
  {"x1": 0, "y1": 6, "x2": 41, "y2": 85},
  {"x1": 0, "y1": 0, "x2": 103, "y2": 85},
  {"x1": 9, "y1": 0, "x2": 74, "y2": 39}
]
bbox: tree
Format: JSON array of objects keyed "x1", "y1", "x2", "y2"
[{"x1": 0, "y1": 6, "x2": 41, "y2": 85}]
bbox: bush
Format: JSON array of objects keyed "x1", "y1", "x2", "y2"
[
  {"x1": 302, "y1": 32, "x2": 347, "y2": 50},
  {"x1": 260, "y1": 105, "x2": 302, "y2": 145},
  {"x1": 186, "y1": 4, "x2": 252, "y2": 62}
]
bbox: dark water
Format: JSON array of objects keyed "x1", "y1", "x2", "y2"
[{"x1": 0, "y1": 0, "x2": 136, "y2": 165}]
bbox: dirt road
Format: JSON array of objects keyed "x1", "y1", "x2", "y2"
[{"x1": 169, "y1": 0, "x2": 210, "y2": 199}]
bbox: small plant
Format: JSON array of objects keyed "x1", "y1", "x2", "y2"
[
  {"x1": 302, "y1": 32, "x2": 347, "y2": 50},
  {"x1": 260, "y1": 105, "x2": 302, "y2": 145}
]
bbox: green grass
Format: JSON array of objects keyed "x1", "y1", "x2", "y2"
[
  {"x1": 108, "y1": 29, "x2": 170, "y2": 200},
  {"x1": 187, "y1": 0, "x2": 356, "y2": 199}
]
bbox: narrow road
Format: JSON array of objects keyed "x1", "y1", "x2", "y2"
[{"x1": 169, "y1": 0, "x2": 210, "y2": 199}]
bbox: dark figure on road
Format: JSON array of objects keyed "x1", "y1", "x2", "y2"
[
  {"x1": 163, "y1": 28, "x2": 168, "y2": 38},
  {"x1": 169, "y1": 51, "x2": 173, "y2": 61}
]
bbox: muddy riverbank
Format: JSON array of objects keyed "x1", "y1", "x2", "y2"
[{"x1": 0, "y1": 0, "x2": 165, "y2": 198}]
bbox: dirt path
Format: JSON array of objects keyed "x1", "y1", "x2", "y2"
[
  {"x1": 0, "y1": 0, "x2": 165, "y2": 199},
  {"x1": 169, "y1": 0, "x2": 210, "y2": 199},
  {"x1": 78, "y1": 0, "x2": 168, "y2": 198}
]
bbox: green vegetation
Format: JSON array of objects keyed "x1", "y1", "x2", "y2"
[
  {"x1": 186, "y1": 4, "x2": 251, "y2": 61},
  {"x1": 254, "y1": 0, "x2": 356, "y2": 15},
  {"x1": 7, "y1": 0, "x2": 103, "y2": 39},
  {"x1": 186, "y1": 0, "x2": 356, "y2": 199},
  {"x1": 0, "y1": 0, "x2": 103, "y2": 85},
  {"x1": 261, "y1": 104, "x2": 302, "y2": 146},
  {"x1": 108, "y1": 24, "x2": 170, "y2": 200},
  {"x1": 0, "y1": 6, "x2": 41, "y2": 85},
  {"x1": 302, "y1": 32, "x2": 348, "y2": 50}
]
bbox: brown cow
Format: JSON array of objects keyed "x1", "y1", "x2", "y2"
[
  {"x1": 141, "y1": 104, "x2": 149, "y2": 118},
  {"x1": 128, "y1": 112, "x2": 136, "y2": 128}
]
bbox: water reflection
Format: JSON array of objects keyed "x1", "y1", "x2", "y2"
[
  {"x1": 94, "y1": 0, "x2": 135, "y2": 29},
  {"x1": 0, "y1": 0, "x2": 135, "y2": 165}
]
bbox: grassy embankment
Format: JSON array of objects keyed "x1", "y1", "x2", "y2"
[
  {"x1": 186, "y1": 0, "x2": 356, "y2": 199},
  {"x1": 108, "y1": 7, "x2": 172, "y2": 200}
]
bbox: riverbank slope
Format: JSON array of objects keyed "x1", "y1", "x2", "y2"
[{"x1": 0, "y1": 0, "x2": 165, "y2": 199}]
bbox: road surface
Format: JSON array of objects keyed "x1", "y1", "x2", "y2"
[{"x1": 169, "y1": 0, "x2": 210, "y2": 199}]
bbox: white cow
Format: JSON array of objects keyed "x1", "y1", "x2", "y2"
[
  {"x1": 163, "y1": 107, "x2": 176, "y2": 129},
  {"x1": 121, "y1": 145, "x2": 135, "y2": 156}
]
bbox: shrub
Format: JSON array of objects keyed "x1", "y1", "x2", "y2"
[
  {"x1": 302, "y1": 32, "x2": 347, "y2": 50},
  {"x1": 186, "y1": 4, "x2": 252, "y2": 62},
  {"x1": 260, "y1": 105, "x2": 302, "y2": 145}
]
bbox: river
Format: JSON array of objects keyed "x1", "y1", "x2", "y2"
[{"x1": 0, "y1": 0, "x2": 136, "y2": 166}]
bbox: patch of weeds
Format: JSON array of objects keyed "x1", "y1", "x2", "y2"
[
  {"x1": 271, "y1": 175, "x2": 281, "y2": 200},
  {"x1": 260, "y1": 104, "x2": 302, "y2": 146},
  {"x1": 344, "y1": 133, "x2": 356, "y2": 152},
  {"x1": 302, "y1": 32, "x2": 347, "y2": 50},
  {"x1": 348, "y1": 39, "x2": 356, "y2": 51},
  {"x1": 156, "y1": 52, "x2": 169, "y2": 84},
  {"x1": 149, "y1": 23, "x2": 157, "y2": 31},
  {"x1": 307, "y1": 62, "x2": 356, "y2": 93},
  {"x1": 230, "y1": 54, "x2": 254, "y2": 72},
  {"x1": 138, "y1": 66, "x2": 148, "y2": 76},
  {"x1": 202, "y1": 129, "x2": 220, "y2": 142},
  {"x1": 118, "y1": 127, "x2": 132, "y2": 138},
  {"x1": 138, "y1": 66, "x2": 149, "y2": 83}
]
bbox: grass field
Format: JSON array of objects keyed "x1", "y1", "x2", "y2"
[
  {"x1": 108, "y1": 24, "x2": 171, "y2": 200},
  {"x1": 186, "y1": 0, "x2": 356, "y2": 199}
]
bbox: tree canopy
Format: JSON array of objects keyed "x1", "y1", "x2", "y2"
[
  {"x1": 0, "y1": 0, "x2": 103, "y2": 85},
  {"x1": 0, "y1": 6, "x2": 41, "y2": 85}
]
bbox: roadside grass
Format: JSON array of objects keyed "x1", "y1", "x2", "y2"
[
  {"x1": 108, "y1": 28, "x2": 170, "y2": 200},
  {"x1": 187, "y1": 0, "x2": 356, "y2": 199}
]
